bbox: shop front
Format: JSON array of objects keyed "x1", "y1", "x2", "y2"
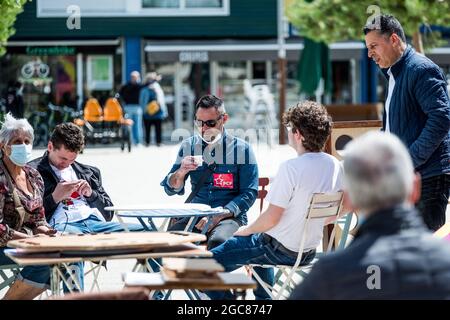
[
  {"x1": 144, "y1": 39, "x2": 365, "y2": 131},
  {"x1": 0, "y1": 39, "x2": 122, "y2": 116}
]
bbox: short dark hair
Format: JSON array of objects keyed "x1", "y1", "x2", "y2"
[
  {"x1": 282, "y1": 101, "x2": 332, "y2": 152},
  {"x1": 50, "y1": 122, "x2": 85, "y2": 153},
  {"x1": 195, "y1": 94, "x2": 225, "y2": 113},
  {"x1": 363, "y1": 14, "x2": 406, "y2": 43}
]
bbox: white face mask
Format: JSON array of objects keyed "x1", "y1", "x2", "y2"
[
  {"x1": 196, "y1": 127, "x2": 223, "y2": 145},
  {"x1": 8, "y1": 144, "x2": 33, "y2": 167}
]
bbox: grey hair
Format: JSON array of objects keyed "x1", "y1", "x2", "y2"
[
  {"x1": 343, "y1": 131, "x2": 414, "y2": 213},
  {"x1": 0, "y1": 113, "x2": 34, "y2": 145}
]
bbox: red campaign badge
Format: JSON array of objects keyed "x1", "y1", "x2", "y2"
[
  {"x1": 213, "y1": 173, "x2": 234, "y2": 189},
  {"x1": 70, "y1": 191, "x2": 80, "y2": 199}
]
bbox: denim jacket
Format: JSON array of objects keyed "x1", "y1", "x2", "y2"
[
  {"x1": 160, "y1": 130, "x2": 258, "y2": 225},
  {"x1": 381, "y1": 45, "x2": 450, "y2": 179}
]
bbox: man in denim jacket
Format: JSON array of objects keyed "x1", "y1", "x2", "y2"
[
  {"x1": 160, "y1": 94, "x2": 258, "y2": 250},
  {"x1": 364, "y1": 14, "x2": 450, "y2": 230}
]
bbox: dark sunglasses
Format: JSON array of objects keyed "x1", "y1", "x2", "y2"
[{"x1": 194, "y1": 114, "x2": 224, "y2": 128}]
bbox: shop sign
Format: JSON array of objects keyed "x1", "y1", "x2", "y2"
[
  {"x1": 87, "y1": 55, "x2": 113, "y2": 90},
  {"x1": 26, "y1": 46, "x2": 76, "y2": 56},
  {"x1": 179, "y1": 51, "x2": 209, "y2": 63}
]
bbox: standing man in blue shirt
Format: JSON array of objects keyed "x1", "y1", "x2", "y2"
[
  {"x1": 364, "y1": 14, "x2": 450, "y2": 231},
  {"x1": 161, "y1": 94, "x2": 258, "y2": 249}
]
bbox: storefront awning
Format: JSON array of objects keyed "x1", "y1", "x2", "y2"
[
  {"x1": 144, "y1": 39, "x2": 365, "y2": 62},
  {"x1": 6, "y1": 39, "x2": 120, "y2": 47}
]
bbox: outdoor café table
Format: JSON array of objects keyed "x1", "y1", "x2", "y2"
[
  {"x1": 5, "y1": 232, "x2": 210, "y2": 296},
  {"x1": 105, "y1": 203, "x2": 224, "y2": 233},
  {"x1": 123, "y1": 272, "x2": 257, "y2": 300}
]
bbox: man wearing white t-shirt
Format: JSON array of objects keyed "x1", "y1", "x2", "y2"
[
  {"x1": 207, "y1": 101, "x2": 344, "y2": 300},
  {"x1": 29, "y1": 123, "x2": 143, "y2": 292}
]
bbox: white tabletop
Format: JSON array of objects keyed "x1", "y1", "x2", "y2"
[{"x1": 105, "y1": 203, "x2": 224, "y2": 218}]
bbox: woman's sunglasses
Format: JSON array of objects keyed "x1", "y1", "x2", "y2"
[{"x1": 194, "y1": 114, "x2": 224, "y2": 128}]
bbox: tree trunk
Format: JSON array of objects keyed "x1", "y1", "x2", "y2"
[{"x1": 412, "y1": 31, "x2": 424, "y2": 54}]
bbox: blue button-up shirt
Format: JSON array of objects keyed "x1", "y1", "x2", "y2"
[{"x1": 160, "y1": 131, "x2": 258, "y2": 225}]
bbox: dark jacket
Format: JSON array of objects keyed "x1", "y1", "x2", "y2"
[
  {"x1": 291, "y1": 206, "x2": 450, "y2": 299},
  {"x1": 119, "y1": 82, "x2": 142, "y2": 105},
  {"x1": 4, "y1": 87, "x2": 25, "y2": 118},
  {"x1": 381, "y1": 45, "x2": 450, "y2": 179},
  {"x1": 28, "y1": 152, "x2": 114, "y2": 222}
]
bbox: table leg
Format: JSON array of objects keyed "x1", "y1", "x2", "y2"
[
  {"x1": 116, "y1": 214, "x2": 130, "y2": 232},
  {"x1": 85, "y1": 261, "x2": 103, "y2": 291},
  {"x1": 146, "y1": 218, "x2": 158, "y2": 231},
  {"x1": 233, "y1": 289, "x2": 246, "y2": 300},
  {"x1": 184, "y1": 217, "x2": 196, "y2": 232},
  {"x1": 201, "y1": 219, "x2": 213, "y2": 234},
  {"x1": 59, "y1": 263, "x2": 84, "y2": 293},
  {"x1": 137, "y1": 217, "x2": 152, "y2": 231},
  {"x1": 50, "y1": 265, "x2": 60, "y2": 296}
]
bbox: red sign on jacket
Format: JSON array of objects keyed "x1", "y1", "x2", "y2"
[{"x1": 213, "y1": 173, "x2": 234, "y2": 189}]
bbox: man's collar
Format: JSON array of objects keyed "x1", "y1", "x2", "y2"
[
  {"x1": 388, "y1": 45, "x2": 413, "y2": 78},
  {"x1": 353, "y1": 204, "x2": 426, "y2": 238}
]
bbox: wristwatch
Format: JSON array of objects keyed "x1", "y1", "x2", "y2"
[{"x1": 223, "y1": 208, "x2": 233, "y2": 217}]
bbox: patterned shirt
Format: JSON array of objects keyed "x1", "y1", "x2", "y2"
[{"x1": 0, "y1": 162, "x2": 48, "y2": 247}]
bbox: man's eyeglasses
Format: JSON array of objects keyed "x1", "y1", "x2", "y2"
[{"x1": 194, "y1": 114, "x2": 224, "y2": 128}]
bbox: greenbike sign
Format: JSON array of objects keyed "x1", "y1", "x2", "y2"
[{"x1": 25, "y1": 46, "x2": 76, "y2": 56}]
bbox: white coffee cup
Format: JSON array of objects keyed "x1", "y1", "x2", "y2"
[{"x1": 193, "y1": 155, "x2": 203, "y2": 166}]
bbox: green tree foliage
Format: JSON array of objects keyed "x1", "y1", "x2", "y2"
[
  {"x1": 286, "y1": 0, "x2": 450, "y2": 52},
  {"x1": 0, "y1": 0, "x2": 29, "y2": 56}
]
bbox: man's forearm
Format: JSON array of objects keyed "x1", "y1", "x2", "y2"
[
  {"x1": 168, "y1": 169, "x2": 188, "y2": 189},
  {"x1": 244, "y1": 206, "x2": 283, "y2": 234}
]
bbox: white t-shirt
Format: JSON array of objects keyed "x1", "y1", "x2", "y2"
[
  {"x1": 265, "y1": 152, "x2": 344, "y2": 252},
  {"x1": 385, "y1": 68, "x2": 396, "y2": 133},
  {"x1": 49, "y1": 164, "x2": 105, "y2": 226}
]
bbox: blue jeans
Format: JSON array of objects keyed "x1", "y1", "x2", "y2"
[
  {"x1": 207, "y1": 233, "x2": 316, "y2": 300},
  {"x1": 124, "y1": 104, "x2": 143, "y2": 145},
  {"x1": 1, "y1": 248, "x2": 50, "y2": 289},
  {"x1": 417, "y1": 174, "x2": 450, "y2": 231},
  {"x1": 53, "y1": 215, "x2": 144, "y2": 292}
]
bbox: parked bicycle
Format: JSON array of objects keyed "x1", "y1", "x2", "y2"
[{"x1": 29, "y1": 103, "x2": 83, "y2": 147}]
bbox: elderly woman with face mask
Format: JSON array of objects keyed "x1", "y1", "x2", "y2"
[{"x1": 0, "y1": 113, "x2": 56, "y2": 300}]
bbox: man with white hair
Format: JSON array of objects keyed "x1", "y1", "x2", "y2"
[{"x1": 291, "y1": 131, "x2": 450, "y2": 299}]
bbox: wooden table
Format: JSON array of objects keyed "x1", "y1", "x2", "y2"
[
  {"x1": 5, "y1": 243, "x2": 212, "y2": 296},
  {"x1": 124, "y1": 272, "x2": 256, "y2": 300}
]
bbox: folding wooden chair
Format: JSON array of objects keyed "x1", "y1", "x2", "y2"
[
  {"x1": 244, "y1": 177, "x2": 270, "y2": 278},
  {"x1": 257, "y1": 177, "x2": 270, "y2": 213},
  {"x1": 434, "y1": 222, "x2": 450, "y2": 242},
  {"x1": 247, "y1": 191, "x2": 345, "y2": 300}
]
